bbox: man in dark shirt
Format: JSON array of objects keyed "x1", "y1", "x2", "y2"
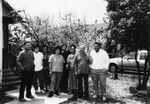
[{"x1": 17, "y1": 41, "x2": 35, "y2": 102}]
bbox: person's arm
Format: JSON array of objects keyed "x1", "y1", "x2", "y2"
[
  {"x1": 88, "y1": 51, "x2": 93, "y2": 64},
  {"x1": 17, "y1": 52, "x2": 24, "y2": 70},
  {"x1": 62, "y1": 55, "x2": 65, "y2": 64},
  {"x1": 48, "y1": 55, "x2": 53, "y2": 74},
  {"x1": 66, "y1": 41, "x2": 70, "y2": 51},
  {"x1": 73, "y1": 55, "x2": 78, "y2": 75},
  {"x1": 104, "y1": 51, "x2": 110, "y2": 70}
]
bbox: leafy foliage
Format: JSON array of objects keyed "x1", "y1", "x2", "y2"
[
  {"x1": 106, "y1": 0, "x2": 150, "y2": 52},
  {"x1": 9, "y1": 11, "x2": 109, "y2": 54}
]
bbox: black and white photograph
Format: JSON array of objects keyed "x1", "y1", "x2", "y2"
[{"x1": 0, "y1": 0, "x2": 150, "y2": 104}]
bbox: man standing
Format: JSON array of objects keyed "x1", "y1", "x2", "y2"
[
  {"x1": 17, "y1": 41, "x2": 35, "y2": 102},
  {"x1": 90, "y1": 42, "x2": 109, "y2": 101},
  {"x1": 33, "y1": 45, "x2": 44, "y2": 94}
]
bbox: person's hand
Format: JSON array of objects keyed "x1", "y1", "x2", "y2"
[
  {"x1": 75, "y1": 71, "x2": 78, "y2": 75},
  {"x1": 49, "y1": 71, "x2": 52, "y2": 75}
]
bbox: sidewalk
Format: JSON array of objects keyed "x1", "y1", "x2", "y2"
[{"x1": 4, "y1": 87, "x2": 70, "y2": 104}]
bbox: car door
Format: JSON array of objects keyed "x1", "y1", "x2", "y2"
[{"x1": 122, "y1": 52, "x2": 136, "y2": 70}]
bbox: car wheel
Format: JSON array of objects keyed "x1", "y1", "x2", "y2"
[
  {"x1": 109, "y1": 64, "x2": 119, "y2": 79},
  {"x1": 109, "y1": 64, "x2": 118, "y2": 72}
]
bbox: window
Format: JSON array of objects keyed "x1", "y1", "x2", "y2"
[{"x1": 127, "y1": 52, "x2": 135, "y2": 59}]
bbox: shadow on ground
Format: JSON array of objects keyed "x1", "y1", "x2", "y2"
[
  {"x1": 132, "y1": 93, "x2": 150, "y2": 104},
  {"x1": 60, "y1": 97, "x2": 125, "y2": 104},
  {"x1": 0, "y1": 96, "x2": 16, "y2": 104}
]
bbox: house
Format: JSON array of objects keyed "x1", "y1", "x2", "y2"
[{"x1": 0, "y1": 0, "x2": 16, "y2": 98}]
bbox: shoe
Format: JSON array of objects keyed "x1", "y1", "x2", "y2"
[
  {"x1": 19, "y1": 98, "x2": 27, "y2": 102},
  {"x1": 68, "y1": 95, "x2": 77, "y2": 101},
  {"x1": 48, "y1": 91, "x2": 53, "y2": 97},
  {"x1": 26, "y1": 95, "x2": 35, "y2": 99},
  {"x1": 35, "y1": 91, "x2": 40, "y2": 94},
  {"x1": 54, "y1": 90, "x2": 59, "y2": 96},
  {"x1": 40, "y1": 90, "x2": 45, "y2": 94},
  {"x1": 69, "y1": 90, "x2": 75, "y2": 95}
]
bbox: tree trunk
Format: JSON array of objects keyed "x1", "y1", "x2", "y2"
[{"x1": 135, "y1": 50, "x2": 142, "y2": 90}]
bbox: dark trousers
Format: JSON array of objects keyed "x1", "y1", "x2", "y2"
[
  {"x1": 33, "y1": 70, "x2": 44, "y2": 91},
  {"x1": 43, "y1": 68, "x2": 51, "y2": 90},
  {"x1": 59, "y1": 69, "x2": 68, "y2": 92},
  {"x1": 19, "y1": 70, "x2": 34, "y2": 99},
  {"x1": 77, "y1": 73, "x2": 89, "y2": 98}
]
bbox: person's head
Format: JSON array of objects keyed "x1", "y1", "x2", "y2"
[
  {"x1": 34, "y1": 45, "x2": 39, "y2": 53},
  {"x1": 62, "y1": 44, "x2": 67, "y2": 51},
  {"x1": 79, "y1": 45, "x2": 86, "y2": 54},
  {"x1": 70, "y1": 44, "x2": 76, "y2": 54},
  {"x1": 54, "y1": 46, "x2": 61, "y2": 55},
  {"x1": 43, "y1": 46, "x2": 48, "y2": 53},
  {"x1": 94, "y1": 42, "x2": 102, "y2": 52},
  {"x1": 24, "y1": 41, "x2": 31, "y2": 51}
]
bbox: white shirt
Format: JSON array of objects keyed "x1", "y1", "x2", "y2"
[
  {"x1": 34, "y1": 52, "x2": 43, "y2": 72},
  {"x1": 90, "y1": 49, "x2": 109, "y2": 70}
]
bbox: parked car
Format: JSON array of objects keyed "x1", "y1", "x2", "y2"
[{"x1": 109, "y1": 50, "x2": 148, "y2": 73}]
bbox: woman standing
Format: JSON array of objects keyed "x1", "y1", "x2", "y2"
[
  {"x1": 67, "y1": 44, "x2": 76, "y2": 95},
  {"x1": 48, "y1": 46, "x2": 65, "y2": 97},
  {"x1": 74, "y1": 45, "x2": 90, "y2": 100}
]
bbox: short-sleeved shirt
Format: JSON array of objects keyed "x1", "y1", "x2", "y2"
[
  {"x1": 17, "y1": 50, "x2": 35, "y2": 71},
  {"x1": 49, "y1": 54, "x2": 65, "y2": 72},
  {"x1": 34, "y1": 52, "x2": 43, "y2": 72}
]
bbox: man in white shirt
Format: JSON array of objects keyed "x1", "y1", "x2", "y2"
[
  {"x1": 90, "y1": 42, "x2": 109, "y2": 101},
  {"x1": 33, "y1": 45, "x2": 44, "y2": 94}
]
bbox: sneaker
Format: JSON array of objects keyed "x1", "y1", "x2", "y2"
[
  {"x1": 35, "y1": 90, "x2": 40, "y2": 94},
  {"x1": 19, "y1": 98, "x2": 27, "y2": 102},
  {"x1": 54, "y1": 90, "x2": 59, "y2": 96},
  {"x1": 48, "y1": 91, "x2": 53, "y2": 97},
  {"x1": 26, "y1": 95, "x2": 35, "y2": 99}
]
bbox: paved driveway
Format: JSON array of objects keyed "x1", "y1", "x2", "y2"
[{"x1": 5, "y1": 87, "x2": 70, "y2": 104}]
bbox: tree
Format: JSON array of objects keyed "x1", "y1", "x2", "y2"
[{"x1": 106, "y1": 0, "x2": 150, "y2": 90}]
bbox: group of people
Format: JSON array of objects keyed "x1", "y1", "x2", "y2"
[{"x1": 17, "y1": 41, "x2": 110, "y2": 102}]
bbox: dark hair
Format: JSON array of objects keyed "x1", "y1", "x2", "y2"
[
  {"x1": 70, "y1": 44, "x2": 76, "y2": 49},
  {"x1": 62, "y1": 44, "x2": 67, "y2": 48},
  {"x1": 54, "y1": 46, "x2": 61, "y2": 53},
  {"x1": 33, "y1": 45, "x2": 39, "y2": 49},
  {"x1": 23, "y1": 41, "x2": 31, "y2": 46},
  {"x1": 94, "y1": 42, "x2": 102, "y2": 47}
]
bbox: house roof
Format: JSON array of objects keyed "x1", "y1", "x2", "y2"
[{"x1": 2, "y1": 0, "x2": 14, "y2": 12}]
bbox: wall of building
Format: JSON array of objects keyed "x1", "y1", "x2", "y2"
[{"x1": 0, "y1": 0, "x2": 3, "y2": 90}]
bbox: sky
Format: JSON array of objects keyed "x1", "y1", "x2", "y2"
[{"x1": 6, "y1": 0, "x2": 108, "y2": 25}]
